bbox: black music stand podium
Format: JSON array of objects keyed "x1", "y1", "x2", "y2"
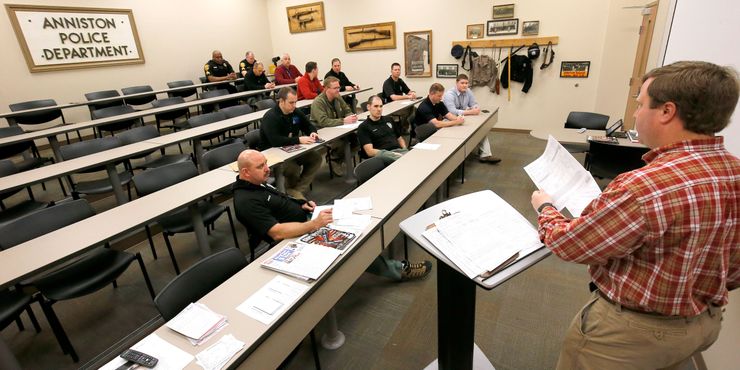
[{"x1": 399, "y1": 190, "x2": 550, "y2": 370}]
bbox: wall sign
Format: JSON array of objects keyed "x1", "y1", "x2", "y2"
[{"x1": 5, "y1": 4, "x2": 145, "y2": 73}]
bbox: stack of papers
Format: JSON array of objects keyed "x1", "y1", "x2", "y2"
[
  {"x1": 311, "y1": 197, "x2": 373, "y2": 231},
  {"x1": 261, "y1": 242, "x2": 342, "y2": 281},
  {"x1": 524, "y1": 136, "x2": 602, "y2": 216},
  {"x1": 166, "y1": 303, "x2": 228, "y2": 346},
  {"x1": 413, "y1": 142, "x2": 440, "y2": 150},
  {"x1": 237, "y1": 276, "x2": 309, "y2": 324},
  {"x1": 195, "y1": 334, "x2": 245, "y2": 370}
]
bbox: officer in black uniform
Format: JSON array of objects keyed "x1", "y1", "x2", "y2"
[
  {"x1": 239, "y1": 51, "x2": 256, "y2": 77},
  {"x1": 204, "y1": 50, "x2": 237, "y2": 93}
]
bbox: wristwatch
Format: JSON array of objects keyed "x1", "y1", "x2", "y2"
[{"x1": 537, "y1": 202, "x2": 554, "y2": 213}]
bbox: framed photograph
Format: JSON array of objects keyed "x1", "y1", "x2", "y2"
[
  {"x1": 404, "y1": 30, "x2": 432, "y2": 78},
  {"x1": 5, "y1": 4, "x2": 145, "y2": 73},
  {"x1": 467, "y1": 24, "x2": 484, "y2": 39},
  {"x1": 286, "y1": 2, "x2": 326, "y2": 33},
  {"x1": 343, "y1": 21, "x2": 396, "y2": 52},
  {"x1": 436, "y1": 64, "x2": 459, "y2": 78},
  {"x1": 560, "y1": 61, "x2": 591, "y2": 78},
  {"x1": 522, "y1": 21, "x2": 540, "y2": 36},
  {"x1": 487, "y1": 19, "x2": 519, "y2": 36},
  {"x1": 492, "y1": 4, "x2": 515, "y2": 19}
]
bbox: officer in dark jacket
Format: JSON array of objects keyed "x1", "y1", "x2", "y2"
[{"x1": 204, "y1": 50, "x2": 237, "y2": 93}]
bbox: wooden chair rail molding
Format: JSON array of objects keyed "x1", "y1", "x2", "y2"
[{"x1": 451, "y1": 36, "x2": 559, "y2": 49}]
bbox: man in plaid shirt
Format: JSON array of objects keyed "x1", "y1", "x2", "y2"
[{"x1": 531, "y1": 61, "x2": 739, "y2": 369}]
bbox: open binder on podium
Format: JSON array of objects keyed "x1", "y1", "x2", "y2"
[{"x1": 411, "y1": 190, "x2": 543, "y2": 282}]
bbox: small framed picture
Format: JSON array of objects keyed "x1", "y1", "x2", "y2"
[
  {"x1": 522, "y1": 21, "x2": 540, "y2": 36},
  {"x1": 560, "y1": 61, "x2": 591, "y2": 78},
  {"x1": 436, "y1": 64, "x2": 459, "y2": 78},
  {"x1": 487, "y1": 18, "x2": 518, "y2": 36},
  {"x1": 492, "y1": 4, "x2": 515, "y2": 19},
  {"x1": 467, "y1": 24, "x2": 484, "y2": 39}
]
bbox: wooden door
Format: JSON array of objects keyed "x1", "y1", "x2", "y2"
[{"x1": 623, "y1": 2, "x2": 659, "y2": 130}]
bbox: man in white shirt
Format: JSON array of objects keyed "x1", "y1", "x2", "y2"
[{"x1": 443, "y1": 74, "x2": 501, "y2": 164}]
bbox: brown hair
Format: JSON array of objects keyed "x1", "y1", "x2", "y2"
[
  {"x1": 323, "y1": 76, "x2": 339, "y2": 88},
  {"x1": 277, "y1": 87, "x2": 296, "y2": 101},
  {"x1": 456, "y1": 74, "x2": 469, "y2": 82},
  {"x1": 642, "y1": 61, "x2": 739, "y2": 134},
  {"x1": 305, "y1": 61, "x2": 318, "y2": 73},
  {"x1": 429, "y1": 83, "x2": 445, "y2": 94}
]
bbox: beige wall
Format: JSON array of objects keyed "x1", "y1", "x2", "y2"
[
  {"x1": 0, "y1": 0, "x2": 272, "y2": 128},
  {"x1": 267, "y1": 0, "x2": 644, "y2": 133}
]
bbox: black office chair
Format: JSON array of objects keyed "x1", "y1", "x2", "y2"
[
  {"x1": 244, "y1": 129, "x2": 261, "y2": 149},
  {"x1": 154, "y1": 248, "x2": 247, "y2": 320},
  {"x1": 121, "y1": 85, "x2": 157, "y2": 109},
  {"x1": 0, "y1": 288, "x2": 43, "y2": 346},
  {"x1": 563, "y1": 112, "x2": 610, "y2": 155},
  {"x1": 414, "y1": 123, "x2": 438, "y2": 143},
  {"x1": 201, "y1": 142, "x2": 246, "y2": 172},
  {"x1": 199, "y1": 89, "x2": 230, "y2": 114},
  {"x1": 84, "y1": 90, "x2": 124, "y2": 118},
  {"x1": 151, "y1": 97, "x2": 190, "y2": 133},
  {"x1": 178, "y1": 112, "x2": 229, "y2": 150},
  {"x1": 132, "y1": 162, "x2": 240, "y2": 274},
  {"x1": 0, "y1": 199, "x2": 155, "y2": 363},
  {"x1": 586, "y1": 140, "x2": 648, "y2": 182},
  {"x1": 0, "y1": 126, "x2": 66, "y2": 198},
  {"x1": 91, "y1": 104, "x2": 142, "y2": 137},
  {"x1": 58, "y1": 136, "x2": 133, "y2": 202},
  {"x1": 253, "y1": 98, "x2": 276, "y2": 111},
  {"x1": 117, "y1": 125, "x2": 191, "y2": 170},
  {"x1": 360, "y1": 101, "x2": 369, "y2": 112},
  {"x1": 8, "y1": 99, "x2": 80, "y2": 144},
  {"x1": 166, "y1": 80, "x2": 198, "y2": 100},
  {"x1": 220, "y1": 104, "x2": 256, "y2": 132},
  {"x1": 354, "y1": 156, "x2": 386, "y2": 186},
  {"x1": 0, "y1": 159, "x2": 50, "y2": 225}
]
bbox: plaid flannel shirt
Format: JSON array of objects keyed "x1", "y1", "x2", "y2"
[{"x1": 538, "y1": 137, "x2": 740, "y2": 316}]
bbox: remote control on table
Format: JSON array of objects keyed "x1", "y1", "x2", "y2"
[{"x1": 119, "y1": 349, "x2": 158, "y2": 368}]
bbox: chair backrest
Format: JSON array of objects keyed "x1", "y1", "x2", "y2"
[
  {"x1": 220, "y1": 104, "x2": 253, "y2": 119},
  {"x1": 0, "y1": 126, "x2": 33, "y2": 159},
  {"x1": 132, "y1": 161, "x2": 199, "y2": 196},
  {"x1": 0, "y1": 159, "x2": 17, "y2": 177},
  {"x1": 253, "y1": 99, "x2": 276, "y2": 111},
  {"x1": 117, "y1": 125, "x2": 160, "y2": 145},
  {"x1": 200, "y1": 89, "x2": 229, "y2": 100},
  {"x1": 187, "y1": 111, "x2": 227, "y2": 129},
  {"x1": 0, "y1": 199, "x2": 94, "y2": 250},
  {"x1": 151, "y1": 97, "x2": 189, "y2": 121},
  {"x1": 154, "y1": 248, "x2": 247, "y2": 321},
  {"x1": 354, "y1": 156, "x2": 387, "y2": 185},
  {"x1": 59, "y1": 136, "x2": 122, "y2": 161},
  {"x1": 360, "y1": 101, "x2": 369, "y2": 112},
  {"x1": 202, "y1": 142, "x2": 246, "y2": 171},
  {"x1": 414, "y1": 123, "x2": 438, "y2": 142},
  {"x1": 84, "y1": 90, "x2": 123, "y2": 113},
  {"x1": 166, "y1": 80, "x2": 197, "y2": 99},
  {"x1": 244, "y1": 129, "x2": 261, "y2": 149},
  {"x1": 91, "y1": 105, "x2": 141, "y2": 133},
  {"x1": 8, "y1": 99, "x2": 63, "y2": 126},
  {"x1": 121, "y1": 85, "x2": 156, "y2": 106},
  {"x1": 564, "y1": 112, "x2": 609, "y2": 130}
]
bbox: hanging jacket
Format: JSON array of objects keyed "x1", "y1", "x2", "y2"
[
  {"x1": 470, "y1": 55, "x2": 498, "y2": 92},
  {"x1": 500, "y1": 54, "x2": 533, "y2": 93}
]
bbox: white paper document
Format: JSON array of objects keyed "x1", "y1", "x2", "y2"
[
  {"x1": 195, "y1": 334, "x2": 245, "y2": 370},
  {"x1": 337, "y1": 122, "x2": 361, "y2": 129},
  {"x1": 165, "y1": 303, "x2": 227, "y2": 345},
  {"x1": 413, "y1": 143, "x2": 441, "y2": 150},
  {"x1": 237, "y1": 275, "x2": 309, "y2": 325},
  {"x1": 523, "y1": 135, "x2": 602, "y2": 216},
  {"x1": 335, "y1": 197, "x2": 372, "y2": 211},
  {"x1": 99, "y1": 334, "x2": 194, "y2": 370}
]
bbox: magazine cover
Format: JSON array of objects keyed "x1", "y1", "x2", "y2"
[{"x1": 299, "y1": 227, "x2": 356, "y2": 251}]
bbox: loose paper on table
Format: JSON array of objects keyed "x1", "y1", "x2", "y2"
[{"x1": 237, "y1": 275, "x2": 309, "y2": 325}]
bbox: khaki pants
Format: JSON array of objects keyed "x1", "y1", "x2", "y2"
[
  {"x1": 283, "y1": 149, "x2": 323, "y2": 198},
  {"x1": 557, "y1": 291, "x2": 722, "y2": 370}
]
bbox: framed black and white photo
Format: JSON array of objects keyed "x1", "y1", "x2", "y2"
[
  {"x1": 436, "y1": 64, "x2": 458, "y2": 78},
  {"x1": 522, "y1": 21, "x2": 540, "y2": 36},
  {"x1": 492, "y1": 4, "x2": 515, "y2": 19},
  {"x1": 467, "y1": 24, "x2": 484, "y2": 39},
  {"x1": 487, "y1": 19, "x2": 518, "y2": 36}
]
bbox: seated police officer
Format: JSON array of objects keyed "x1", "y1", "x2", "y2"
[
  {"x1": 357, "y1": 95, "x2": 408, "y2": 164},
  {"x1": 204, "y1": 50, "x2": 237, "y2": 94}
]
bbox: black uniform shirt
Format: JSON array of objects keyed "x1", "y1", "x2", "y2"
[
  {"x1": 325, "y1": 70, "x2": 355, "y2": 92},
  {"x1": 382, "y1": 76, "x2": 410, "y2": 103},
  {"x1": 413, "y1": 97, "x2": 449, "y2": 128},
  {"x1": 259, "y1": 105, "x2": 317, "y2": 150},
  {"x1": 357, "y1": 116, "x2": 401, "y2": 151},
  {"x1": 204, "y1": 59, "x2": 234, "y2": 79},
  {"x1": 232, "y1": 179, "x2": 307, "y2": 243}
]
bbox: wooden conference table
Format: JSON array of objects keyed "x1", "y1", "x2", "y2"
[{"x1": 95, "y1": 108, "x2": 502, "y2": 369}]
